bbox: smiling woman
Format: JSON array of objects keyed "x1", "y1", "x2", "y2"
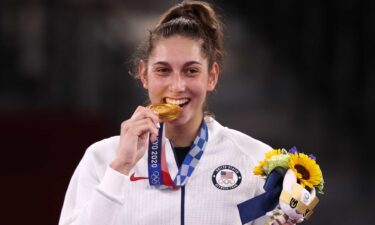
[{"x1": 58, "y1": 1, "x2": 285, "y2": 225}]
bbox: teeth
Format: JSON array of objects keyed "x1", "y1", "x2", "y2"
[{"x1": 165, "y1": 98, "x2": 189, "y2": 105}]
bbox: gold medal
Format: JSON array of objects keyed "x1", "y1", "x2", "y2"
[{"x1": 148, "y1": 103, "x2": 181, "y2": 122}]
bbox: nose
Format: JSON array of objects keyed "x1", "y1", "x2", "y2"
[{"x1": 169, "y1": 72, "x2": 186, "y2": 92}]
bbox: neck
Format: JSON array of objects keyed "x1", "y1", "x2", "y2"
[{"x1": 165, "y1": 113, "x2": 204, "y2": 147}]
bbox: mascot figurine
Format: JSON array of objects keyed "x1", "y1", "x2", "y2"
[
  {"x1": 266, "y1": 169, "x2": 320, "y2": 225},
  {"x1": 237, "y1": 147, "x2": 324, "y2": 225}
]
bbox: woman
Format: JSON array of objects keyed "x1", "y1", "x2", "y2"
[{"x1": 59, "y1": 1, "x2": 280, "y2": 225}]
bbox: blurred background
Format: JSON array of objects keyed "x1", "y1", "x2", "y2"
[{"x1": 1, "y1": 0, "x2": 374, "y2": 224}]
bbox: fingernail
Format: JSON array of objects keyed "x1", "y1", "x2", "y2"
[
  {"x1": 156, "y1": 122, "x2": 160, "y2": 128},
  {"x1": 153, "y1": 110, "x2": 158, "y2": 115}
]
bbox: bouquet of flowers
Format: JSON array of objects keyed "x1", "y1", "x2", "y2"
[{"x1": 253, "y1": 147, "x2": 324, "y2": 224}]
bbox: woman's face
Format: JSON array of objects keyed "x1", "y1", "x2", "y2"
[{"x1": 140, "y1": 35, "x2": 219, "y2": 126}]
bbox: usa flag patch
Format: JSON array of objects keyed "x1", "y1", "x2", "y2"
[{"x1": 212, "y1": 165, "x2": 242, "y2": 190}]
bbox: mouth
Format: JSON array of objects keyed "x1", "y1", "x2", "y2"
[{"x1": 163, "y1": 97, "x2": 190, "y2": 107}]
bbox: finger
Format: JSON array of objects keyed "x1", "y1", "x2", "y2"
[
  {"x1": 149, "y1": 132, "x2": 158, "y2": 143},
  {"x1": 126, "y1": 118, "x2": 159, "y2": 138},
  {"x1": 131, "y1": 106, "x2": 159, "y2": 126},
  {"x1": 121, "y1": 109, "x2": 158, "y2": 134},
  {"x1": 132, "y1": 105, "x2": 145, "y2": 115}
]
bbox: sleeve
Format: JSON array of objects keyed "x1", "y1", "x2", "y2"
[{"x1": 58, "y1": 146, "x2": 132, "y2": 225}]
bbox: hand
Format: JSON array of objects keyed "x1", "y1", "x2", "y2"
[{"x1": 110, "y1": 106, "x2": 160, "y2": 175}]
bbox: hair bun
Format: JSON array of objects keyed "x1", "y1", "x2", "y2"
[{"x1": 158, "y1": 1, "x2": 220, "y2": 33}]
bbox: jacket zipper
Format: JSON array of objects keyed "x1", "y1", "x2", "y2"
[
  {"x1": 181, "y1": 186, "x2": 185, "y2": 225},
  {"x1": 171, "y1": 145, "x2": 185, "y2": 225}
]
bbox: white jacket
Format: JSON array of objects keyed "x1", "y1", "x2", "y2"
[{"x1": 59, "y1": 117, "x2": 272, "y2": 225}]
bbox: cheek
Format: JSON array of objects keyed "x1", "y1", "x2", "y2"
[
  {"x1": 190, "y1": 80, "x2": 209, "y2": 98},
  {"x1": 147, "y1": 78, "x2": 166, "y2": 98}
]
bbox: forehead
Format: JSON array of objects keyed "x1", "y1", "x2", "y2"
[{"x1": 149, "y1": 35, "x2": 207, "y2": 65}]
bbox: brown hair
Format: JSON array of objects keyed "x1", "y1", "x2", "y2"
[{"x1": 130, "y1": 0, "x2": 223, "y2": 78}]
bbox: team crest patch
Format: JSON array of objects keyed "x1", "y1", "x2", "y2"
[{"x1": 212, "y1": 165, "x2": 242, "y2": 190}]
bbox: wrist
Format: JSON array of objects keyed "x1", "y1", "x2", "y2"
[{"x1": 109, "y1": 160, "x2": 133, "y2": 175}]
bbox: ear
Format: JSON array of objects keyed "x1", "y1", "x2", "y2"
[
  {"x1": 283, "y1": 169, "x2": 297, "y2": 192},
  {"x1": 207, "y1": 62, "x2": 219, "y2": 91},
  {"x1": 139, "y1": 60, "x2": 148, "y2": 89}
]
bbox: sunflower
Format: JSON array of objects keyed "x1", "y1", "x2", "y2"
[
  {"x1": 289, "y1": 152, "x2": 323, "y2": 190},
  {"x1": 253, "y1": 149, "x2": 283, "y2": 176},
  {"x1": 253, "y1": 165, "x2": 265, "y2": 176}
]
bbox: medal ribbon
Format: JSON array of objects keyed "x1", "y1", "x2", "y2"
[
  {"x1": 147, "y1": 123, "x2": 164, "y2": 186},
  {"x1": 147, "y1": 120, "x2": 208, "y2": 188}
]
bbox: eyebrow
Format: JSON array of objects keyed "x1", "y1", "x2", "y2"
[
  {"x1": 183, "y1": 61, "x2": 202, "y2": 67},
  {"x1": 153, "y1": 61, "x2": 169, "y2": 66},
  {"x1": 152, "y1": 61, "x2": 202, "y2": 67}
]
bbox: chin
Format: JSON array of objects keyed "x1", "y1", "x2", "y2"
[{"x1": 167, "y1": 115, "x2": 188, "y2": 126}]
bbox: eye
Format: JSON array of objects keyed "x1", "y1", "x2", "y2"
[
  {"x1": 155, "y1": 67, "x2": 171, "y2": 75},
  {"x1": 185, "y1": 67, "x2": 200, "y2": 76}
]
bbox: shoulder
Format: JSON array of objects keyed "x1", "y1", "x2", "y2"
[
  {"x1": 69, "y1": 136, "x2": 120, "y2": 182},
  {"x1": 206, "y1": 117, "x2": 272, "y2": 163},
  {"x1": 83, "y1": 136, "x2": 120, "y2": 165}
]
